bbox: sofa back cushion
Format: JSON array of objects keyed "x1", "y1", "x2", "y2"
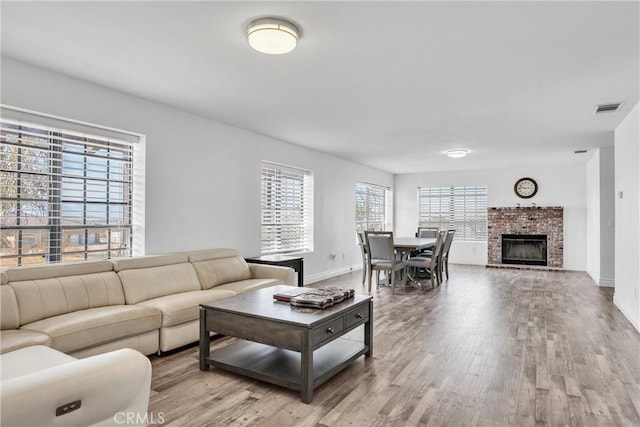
[
  {"x1": 113, "y1": 254, "x2": 201, "y2": 304},
  {"x1": 1, "y1": 284, "x2": 20, "y2": 330},
  {"x1": 187, "y1": 249, "x2": 252, "y2": 290},
  {"x1": 5, "y1": 261, "x2": 124, "y2": 326}
]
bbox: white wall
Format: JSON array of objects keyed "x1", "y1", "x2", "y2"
[
  {"x1": 614, "y1": 102, "x2": 639, "y2": 331},
  {"x1": 1, "y1": 57, "x2": 393, "y2": 283},
  {"x1": 586, "y1": 151, "x2": 601, "y2": 281},
  {"x1": 395, "y1": 164, "x2": 587, "y2": 270},
  {"x1": 585, "y1": 147, "x2": 615, "y2": 286},
  {"x1": 599, "y1": 147, "x2": 615, "y2": 285}
]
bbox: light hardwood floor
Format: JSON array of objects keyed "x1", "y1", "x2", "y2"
[{"x1": 148, "y1": 265, "x2": 640, "y2": 426}]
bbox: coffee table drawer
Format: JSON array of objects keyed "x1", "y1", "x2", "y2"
[
  {"x1": 312, "y1": 317, "x2": 344, "y2": 347},
  {"x1": 344, "y1": 305, "x2": 370, "y2": 329}
]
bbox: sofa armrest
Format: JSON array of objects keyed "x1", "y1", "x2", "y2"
[
  {"x1": 1, "y1": 347, "x2": 152, "y2": 426},
  {"x1": 248, "y1": 263, "x2": 295, "y2": 286}
]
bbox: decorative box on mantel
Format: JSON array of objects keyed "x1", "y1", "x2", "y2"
[{"x1": 487, "y1": 206, "x2": 563, "y2": 268}]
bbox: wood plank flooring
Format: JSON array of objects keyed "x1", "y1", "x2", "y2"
[{"x1": 148, "y1": 265, "x2": 640, "y2": 426}]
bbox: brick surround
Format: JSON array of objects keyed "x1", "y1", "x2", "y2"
[{"x1": 487, "y1": 207, "x2": 563, "y2": 268}]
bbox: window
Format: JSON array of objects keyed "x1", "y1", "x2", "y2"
[
  {"x1": 355, "y1": 182, "x2": 392, "y2": 231},
  {"x1": 418, "y1": 186, "x2": 488, "y2": 241},
  {"x1": 261, "y1": 162, "x2": 313, "y2": 254},
  {"x1": 1, "y1": 115, "x2": 140, "y2": 266}
]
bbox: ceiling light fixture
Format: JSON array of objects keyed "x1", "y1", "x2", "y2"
[
  {"x1": 246, "y1": 17, "x2": 299, "y2": 55},
  {"x1": 446, "y1": 149, "x2": 469, "y2": 158}
]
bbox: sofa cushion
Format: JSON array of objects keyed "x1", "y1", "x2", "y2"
[
  {"x1": 20, "y1": 305, "x2": 161, "y2": 353},
  {"x1": 1, "y1": 285, "x2": 20, "y2": 330},
  {"x1": 70, "y1": 330, "x2": 159, "y2": 359},
  {"x1": 0, "y1": 330, "x2": 52, "y2": 355},
  {"x1": 111, "y1": 253, "x2": 188, "y2": 272},
  {"x1": 188, "y1": 249, "x2": 252, "y2": 290},
  {"x1": 117, "y1": 262, "x2": 201, "y2": 305},
  {"x1": 4, "y1": 260, "x2": 113, "y2": 282},
  {"x1": 186, "y1": 248, "x2": 239, "y2": 263},
  {"x1": 213, "y1": 278, "x2": 281, "y2": 295},
  {"x1": 9, "y1": 271, "x2": 125, "y2": 326},
  {"x1": 137, "y1": 288, "x2": 236, "y2": 327}
]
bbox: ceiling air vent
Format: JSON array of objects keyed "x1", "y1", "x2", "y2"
[{"x1": 594, "y1": 102, "x2": 623, "y2": 114}]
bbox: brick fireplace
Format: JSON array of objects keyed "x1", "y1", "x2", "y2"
[{"x1": 487, "y1": 207, "x2": 563, "y2": 268}]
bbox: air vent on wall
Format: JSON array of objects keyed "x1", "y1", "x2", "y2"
[{"x1": 594, "y1": 102, "x2": 623, "y2": 114}]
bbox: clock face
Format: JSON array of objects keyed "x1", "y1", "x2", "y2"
[{"x1": 514, "y1": 177, "x2": 538, "y2": 199}]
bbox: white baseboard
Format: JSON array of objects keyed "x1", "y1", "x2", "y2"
[
  {"x1": 613, "y1": 294, "x2": 640, "y2": 333},
  {"x1": 598, "y1": 278, "x2": 615, "y2": 287},
  {"x1": 304, "y1": 265, "x2": 357, "y2": 285}
]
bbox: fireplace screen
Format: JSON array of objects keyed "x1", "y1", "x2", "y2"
[{"x1": 501, "y1": 234, "x2": 547, "y2": 266}]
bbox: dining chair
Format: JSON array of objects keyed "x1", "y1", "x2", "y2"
[
  {"x1": 414, "y1": 226, "x2": 439, "y2": 256},
  {"x1": 440, "y1": 229, "x2": 456, "y2": 280},
  {"x1": 421, "y1": 229, "x2": 454, "y2": 282},
  {"x1": 415, "y1": 226, "x2": 440, "y2": 238},
  {"x1": 356, "y1": 231, "x2": 369, "y2": 287},
  {"x1": 365, "y1": 231, "x2": 407, "y2": 294},
  {"x1": 405, "y1": 230, "x2": 445, "y2": 290}
]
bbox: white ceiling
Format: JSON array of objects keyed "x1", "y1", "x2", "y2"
[{"x1": 1, "y1": 1, "x2": 638, "y2": 174}]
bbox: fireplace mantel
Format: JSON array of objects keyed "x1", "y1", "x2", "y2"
[{"x1": 487, "y1": 206, "x2": 563, "y2": 268}]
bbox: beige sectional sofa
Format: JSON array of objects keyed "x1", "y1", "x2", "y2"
[
  {"x1": 0, "y1": 248, "x2": 295, "y2": 357},
  {"x1": 1, "y1": 261, "x2": 161, "y2": 358}
]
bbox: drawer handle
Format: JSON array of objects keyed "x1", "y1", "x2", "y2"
[
  {"x1": 326, "y1": 327, "x2": 334, "y2": 334},
  {"x1": 355, "y1": 313, "x2": 364, "y2": 319}
]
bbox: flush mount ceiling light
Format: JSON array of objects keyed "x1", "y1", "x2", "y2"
[
  {"x1": 446, "y1": 149, "x2": 469, "y2": 158},
  {"x1": 246, "y1": 17, "x2": 299, "y2": 55}
]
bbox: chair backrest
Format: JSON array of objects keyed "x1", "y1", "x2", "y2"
[
  {"x1": 416, "y1": 227, "x2": 439, "y2": 238},
  {"x1": 365, "y1": 231, "x2": 395, "y2": 262},
  {"x1": 357, "y1": 231, "x2": 368, "y2": 255},
  {"x1": 442, "y1": 229, "x2": 455, "y2": 256},
  {"x1": 434, "y1": 230, "x2": 447, "y2": 260},
  {"x1": 423, "y1": 231, "x2": 445, "y2": 269}
]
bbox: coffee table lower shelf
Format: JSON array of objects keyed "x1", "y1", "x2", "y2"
[{"x1": 206, "y1": 337, "x2": 367, "y2": 393}]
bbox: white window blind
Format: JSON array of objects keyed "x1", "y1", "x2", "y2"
[
  {"x1": 1, "y1": 118, "x2": 135, "y2": 266},
  {"x1": 261, "y1": 162, "x2": 314, "y2": 254},
  {"x1": 355, "y1": 182, "x2": 391, "y2": 231},
  {"x1": 418, "y1": 186, "x2": 488, "y2": 241}
]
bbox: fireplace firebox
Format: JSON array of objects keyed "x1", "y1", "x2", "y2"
[{"x1": 501, "y1": 234, "x2": 547, "y2": 266}]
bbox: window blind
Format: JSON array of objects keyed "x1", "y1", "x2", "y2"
[
  {"x1": 418, "y1": 186, "x2": 488, "y2": 241},
  {"x1": 1, "y1": 118, "x2": 134, "y2": 266},
  {"x1": 355, "y1": 182, "x2": 391, "y2": 231},
  {"x1": 261, "y1": 162, "x2": 314, "y2": 254}
]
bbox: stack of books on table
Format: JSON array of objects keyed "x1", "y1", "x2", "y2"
[{"x1": 273, "y1": 287, "x2": 355, "y2": 309}]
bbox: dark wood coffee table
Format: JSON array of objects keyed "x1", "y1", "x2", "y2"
[{"x1": 199, "y1": 285, "x2": 373, "y2": 403}]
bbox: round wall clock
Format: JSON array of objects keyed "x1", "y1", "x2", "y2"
[{"x1": 514, "y1": 177, "x2": 538, "y2": 199}]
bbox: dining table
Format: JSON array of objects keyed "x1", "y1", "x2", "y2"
[
  {"x1": 394, "y1": 237, "x2": 436, "y2": 253},
  {"x1": 393, "y1": 237, "x2": 437, "y2": 286},
  {"x1": 363, "y1": 236, "x2": 437, "y2": 289}
]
